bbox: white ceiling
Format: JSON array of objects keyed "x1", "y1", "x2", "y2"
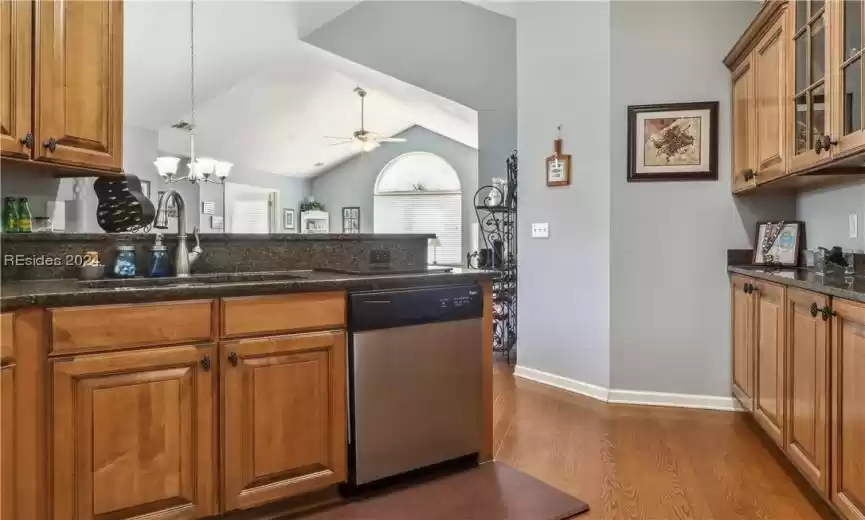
[{"x1": 124, "y1": 0, "x2": 478, "y2": 178}]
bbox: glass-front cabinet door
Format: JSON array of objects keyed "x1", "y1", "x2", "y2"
[
  {"x1": 791, "y1": 0, "x2": 833, "y2": 171},
  {"x1": 832, "y1": 0, "x2": 865, "y2": 156}
]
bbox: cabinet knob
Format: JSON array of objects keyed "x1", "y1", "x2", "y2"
[
  {"x1": 810, "y1": 302, "x2": 819, "y2": 317},
  {"x1": 19, "y1": 133, "x2": 33, "y2": 149},
  {"x1": 742, "y1": 169, "x2": 756, "y2": 181},
  {"x1": 743, "y1": 283, "x2": 750, "y2": 294},
  {"x1": 814, "y1": 135, "x2": 837, "y2": 154},
  {"x1": 43, "y1": 138, "x2": 57, "y2": 152},
  {"x1": 821, "y1": 306, "x2": 836, "y2": 321},
  {"x1": 200, "y1": 355, "x2": 211, "y2": 371},
  {"x1": 228, "y1": 351, "x2": 238, "y2": 366}
]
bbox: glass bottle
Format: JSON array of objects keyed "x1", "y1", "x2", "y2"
[
  {"x1": 148, "y1": 234, "x2": 170, "y2": 277},
  {"x1": 17, "y1": 198, "x2": 32, "y2": 233},
  {"x1": 113, "y1": 245, "x2": 137, "y2": 278},
  {"x1": 3, "y1": 197, "x2": 18, "y2": 233}
]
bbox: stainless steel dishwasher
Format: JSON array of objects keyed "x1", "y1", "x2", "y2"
[{"x1": 347, "y1": 284, "x2": 483, "y2": 487}]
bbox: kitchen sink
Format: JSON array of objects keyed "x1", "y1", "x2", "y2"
[{"x1": 79, "y1": 271, "x2": 306, "y2": 289}]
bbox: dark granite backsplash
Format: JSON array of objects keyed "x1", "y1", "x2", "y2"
[{"x1": 1, "y1": 233, "x2": 430, "y2": 281}]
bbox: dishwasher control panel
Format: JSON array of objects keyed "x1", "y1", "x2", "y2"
[{"x1": 349, "y1": 285, "x2": 483, "y2": 331}]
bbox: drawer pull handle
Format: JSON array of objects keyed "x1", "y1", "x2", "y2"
[
  {"x1": 228, "y1": 351, "x2": 238, "y2": 366},
  {"x1": 810, "y1": 303, "x2": 819, "y2": 317},
  {"x1": 200, "y1": 355, "x2": 211, "y2": 371}
]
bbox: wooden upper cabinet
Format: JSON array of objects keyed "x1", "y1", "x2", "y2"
[
  {"x1": 52, "y1": 345, "x2": 217, "y2": 520},
  {"x1": 731, "y1": 275, "x2": 755, "y2": 410},
  {"x1": 831, "y1": 0, "x2": 865, "y2": 158},
  {"x1": 732, "y1": 57, "x2": 758, "y2": 193},
  {"x1": 222, "y1": 331, "x2": 347, "y2": 513},
  {"x1": 830, "y1": 298, "x2": 865, "y2": 520},
  {"x1": 36, "y1": 0, "x2": 123, "y2": 171},
  {"x1": 754, "y1": 10, "x2": 788, "y2": 183},
  {"x1": 789, "y1": 0, "x2": 833, "y2": 172},
  {"x1": 0, "y1": 0, "x2": 32, "y2": 159},
  {"x1": 785, "y1": 287, "x2": 830, "y2": 496},
  {"x1": 753, "y1": 280, "x2": 786, "y2": 446}
]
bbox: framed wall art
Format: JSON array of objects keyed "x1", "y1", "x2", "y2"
[
  {"x1": 342, "y1": 207, "x2": 360, "y2": 233},
  {"x1": 753, "y1": 220, "x2": 804, "y2": 266},
  {"x1": 627, "y1": 101, "x2": 718, "y2": 182},
  {"x1": 283, "y1": 208, "x2": 296, "y2": 230},
  {"x1": 546, "y1": 130, "x2": 571, "y2": 187}
]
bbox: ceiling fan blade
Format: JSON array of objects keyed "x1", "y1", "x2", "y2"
[
  {"x1": 324, "y1": 136, "x2": 355, "y2": 140},
  {"x1": 378, "y1": 138, "x2": 407, "y2": 143},
  {"x1": 327, "y1": 140, "x2": 355, "y2": 146}
]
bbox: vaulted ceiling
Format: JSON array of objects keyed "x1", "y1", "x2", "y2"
[{"x1": 124, "y1": 1, "x2": 486, "y2": 178}]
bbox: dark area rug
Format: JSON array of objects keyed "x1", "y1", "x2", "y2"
[{"x1": 300, "y1": 462, "x2": 589, "y2": 520}]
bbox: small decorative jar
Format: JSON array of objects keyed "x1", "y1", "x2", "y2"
[
  {"x1": 148, "y1": 234, "x2": 170, "y2": 277},
  {"x1": 113, "y1": 245, "x2": 137, "y2": 278}
]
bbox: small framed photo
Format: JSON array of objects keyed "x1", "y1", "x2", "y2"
[
  {"x1": 753, "y1": 221, "x2": 804, "y2": 266},
  {"x1": 545, "y1": 154, "x2": 571, "y2": 187},
  {"x1": 283, "y1": 208, "x2": 296, "y2": 230},
  {"x1": 342, "y1": 207, "x2": 360, "y2": 233},
  {"x1": 627, "y1": 101, "x2": 718, "y2": 182},
  {"x1": 140, "y1": 180, "x2": 151, "y2": 199}
]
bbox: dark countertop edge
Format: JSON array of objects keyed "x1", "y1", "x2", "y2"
[
  {"x1": 727, "y1": 266, "x2": 865, "y2": 305},
  {"x1": 0, "y1": 233, "x2": 435, "y2": 242},
  {"x1": 0, "y1": 270, "x2": 497, "y2": 311}
]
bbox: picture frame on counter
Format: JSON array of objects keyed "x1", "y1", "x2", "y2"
[
  {"x1": 283, "y1": 208, "x2": 296, "y2": 230},
  {"x1": 753, "y1": 220, "x2": 803, "y2": 267}
]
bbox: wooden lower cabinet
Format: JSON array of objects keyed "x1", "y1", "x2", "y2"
[
  {"x1": 753, "y1": 280, "x2": 786, "y2": 446},
  {"x1": 51, "y1": 344, "x2": 217, "y2": 520},
  {"x1": 221, "y1": 331, "x2": 347, "y2": 512},
  {"x1": 731, "y1": 275, "x2": 755, "y2": 410},
  {"x1": 830, "y1": 299, "x2": 865, "y2": 520},
  {"x1": 785, "y1": 288, "x2": 830, "y2": 496},
  {"x1": 1, "y1": 364, "x2": 14, "y2": 520}
]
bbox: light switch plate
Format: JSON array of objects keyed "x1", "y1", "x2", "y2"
[
  {"x1": 532, "y1": 223, "x2": 549, "y2": 238},
  {"x1": 850, "y1": 213, "x2": 858, "y2": 239}
]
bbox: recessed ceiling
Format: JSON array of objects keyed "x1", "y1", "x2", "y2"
[{"x1": 124, "y1": 0, "x2": 478, "y2": 178}]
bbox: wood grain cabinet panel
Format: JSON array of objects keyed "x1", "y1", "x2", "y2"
[
  {"x1": 830, "y1": 298, "x2": 865, "y2": 520},
  {"x1": 0, "y1": 313, "x2": 13, "y2": 363},
  {"x1": 731, "y1": 275, "x2": 755, "y2": 410},
  {"x1": 0, "y1": 0, "x2": 32, "y2": 159},
  {"x1": 753, "y1": 10, "x2": 787, "y2": 183},
  {"x1": 52, "y1": 345, "x2": 217, "y2": 520},
  {"x1": 753, "y1": 280, "x2": 786, "y2": 446},
  {"x1": 1, "y1": 365, "x2": 14, "y2": 520},
  {"x1": 785, "y1": 288, "x2": 830, "y2": 496},
  {"x1": 49, "y1": 300, "x2": 213, "y2": 354},
  {"x1": 36, "y1": 0, "x2": 123, "y2": 171},
  {"x1": 221, "y1": 331, "x2": 347, "y2": 512},
  {"x1": 221, "y1": 292, "x2": 345, "y2": 338},
  {"x1": 732, "y1": 57, "x2": 757, "y2": 193}
]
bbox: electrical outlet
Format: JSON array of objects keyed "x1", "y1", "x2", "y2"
[
  {"x1": 850, "y1": 213, "x2": 858, "y2": 239},
  {"x1": 531, "y1": 223, "x2": 549, "y2": 238},
  {"x1": 369, "y1": 249, "x2": 391, "y2": 265}
]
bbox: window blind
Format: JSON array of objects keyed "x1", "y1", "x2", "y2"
[{"x1": 374, "y1": 193, "x2": 462, "y2": 264}]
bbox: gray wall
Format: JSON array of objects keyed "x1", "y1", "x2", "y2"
[
  {"x1": 311, "y1": 125, "x2": 478, "y2": 257},
  {"x1": 305, "y1": 0, "x2": 515, "y2": 189},
  {"x1": 796, "y1": 181, "x2": 865, "y2": 250},
  {"x1": 608, "y1": 1, "x2": 796, "y2": 397},
  {"x1": 516, "y1": 1, "x2": 612, "y2": 388}
]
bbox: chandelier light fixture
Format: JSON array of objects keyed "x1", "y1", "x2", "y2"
[{"x1": 154, "y1": 0, "x2": 231, "y2": 186}]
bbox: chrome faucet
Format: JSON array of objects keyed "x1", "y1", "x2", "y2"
[{"x1": 154, "y1": 190, "x2": 203, "y2": 277}]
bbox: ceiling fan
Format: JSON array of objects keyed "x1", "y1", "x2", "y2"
[{"x1": 324, "y1": 87, "x2": 407, "y2": 152}]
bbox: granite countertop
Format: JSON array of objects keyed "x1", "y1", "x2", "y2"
[
  {"x1": 0, "y1": 268, "x2": 497, "y2": 311},
  {"x1": 728, "y1": 266, "x2": 865, "y2": 304}
]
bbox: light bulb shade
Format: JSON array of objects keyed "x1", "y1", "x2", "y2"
[
  {"x1": 214, "y1": 160, "x2": 232, "y2": 178},
  {"x1": 154, "y1": 156, "x2": 180, "y2": 177},
  {"x1": 361, "y1": 140, "x2": 380, "y2": 152},
  {"x1": 195, "y1": 157, "x2": 217, "y2": 176},
  {"x1": 429, "y1": 237, "x2": 442, "y2": 247},
  {"x1": 187, "y1": 161, "x2": 204, "y2": 181}
]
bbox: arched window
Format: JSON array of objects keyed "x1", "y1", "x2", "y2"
[{"x1": 374, "y1": 152, "x2": 462, "y2": 264}]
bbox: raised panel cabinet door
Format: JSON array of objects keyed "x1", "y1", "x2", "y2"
[
  {"x1": 36, "y1": 0, "x2": 123, "y2": 171},
  {"x1": 753, "y1": 280, "x2": 786, "y2": 446},
  {"x1": 52, "y1": 345, "x2": 217, "y2": 520},
  {"x1": 1, "y1": 365, "x2": 14, "y2": 520},
  {"x1": 222, "y1": 331, "x2": 347, "y2": 512},
  {"x1": 731, "y1": 275, "x2": 755, "y2": 410},
  {"x1": 832, "y1": 0, "x2": 865, "y2": 158},
  {"x1": 732, "y1": 57, "x2": 757, "y2": 193},
  {"x1": 754, "y1": 10, "x2": 788, "y2": 183},
  {"x1": 0, "y1": 0, "x2": 32, "y2": 159},
  {"x1": 785, "y1": 288, "x2": 830, "y2": 496},
  {"x1": 831, "y1": 298, "x2": 865, "y2": 520}
]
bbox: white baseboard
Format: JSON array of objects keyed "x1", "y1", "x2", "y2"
[
  {"x1": 514, "y1": 365, "x2": 743, "y2": 412},
  {"x1": 514, "y1": 365, "x2": 609, "y2": 402}
]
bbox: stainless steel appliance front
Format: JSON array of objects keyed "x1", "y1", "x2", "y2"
[{"x1": 351, "y1": 318, "x2": 482, "y2": 485}]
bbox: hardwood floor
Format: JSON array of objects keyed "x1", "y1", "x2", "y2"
[{"x1": 493, "y1": 361, "x2": 837, "y2": 520}]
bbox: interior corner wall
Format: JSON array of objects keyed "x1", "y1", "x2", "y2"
[
  {"x1": 516, "y1": 1, "x2": 612, "y2": 388},
  {"x1": 796, "y1": 180, "x2": 865, "y2": 250},
  {"x1": 608, "y1": 1, "x2": 797, "y2": 397},
  {"x1": 304, "y1": 0, "x2": 515, "y2": 189}
]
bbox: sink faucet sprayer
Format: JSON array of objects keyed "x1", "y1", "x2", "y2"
[{"x1": 154, "y1": 190, "x2": 203, "y2": 277}]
